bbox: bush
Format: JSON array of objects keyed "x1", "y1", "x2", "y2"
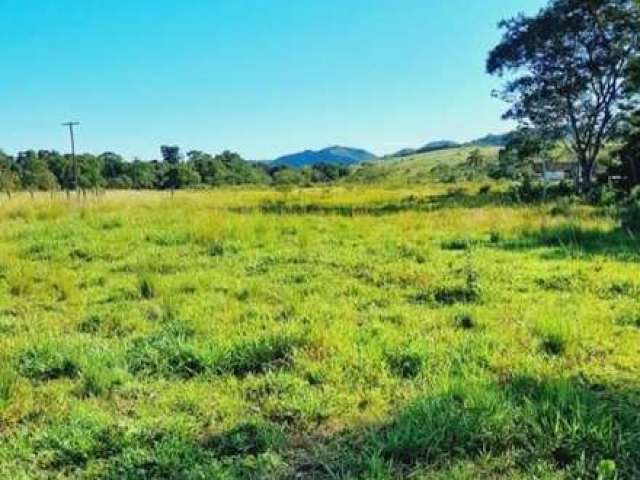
[
  {"x1": 621, "y1": 187, "x2": 640, "y2": 233},
  {"x1": 509, "y1": 178, "x2": 575, "y2": 203},
  {"x1": 509, "y1": 177, "x2": 546, "y2": 202},
  {"x1": 588, "y1": 184, "x2": 620, "y2": 206}
]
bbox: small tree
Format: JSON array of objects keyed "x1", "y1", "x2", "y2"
[
  {"x1": 129, "y1": 159, "x2": 156, "y2": 189},
  {"x1": 160, "y1": 145, "x2": 182, "y2": 196},
  {"x1": 493, "y1": 129, "x2": 558, "y2": 180},
  {"x1": 17, "y1": 151, "x2": 59, "y2": 198},
  {"x1": 77, "y1": 154, "x2": 105, "y2": 196},
  {"x1": 176, "y1": 163, "x2": 201, "y2": 188},
  {"x1": 465, "y1": 149, "x2": 486, "y2": 169},
  {"x1": 488, "y1": 0, "x2": 640, "y2": 193}
]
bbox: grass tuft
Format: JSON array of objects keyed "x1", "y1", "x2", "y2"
[
  {"x1": 213, "y1": 333, "x2": 306, "y2": 377},
  {"x1": 138, "y1": 275, "x2": 156, "y2": 299},
  {"x1": 16, "y1": 343, "x2": 79, "y2": 381}
]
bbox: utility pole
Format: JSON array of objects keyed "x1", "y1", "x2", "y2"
[{"x1": 62, "y1": 121, "x2": 80, "y2": 192}]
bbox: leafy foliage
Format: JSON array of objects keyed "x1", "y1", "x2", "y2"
[{"x1": 488, "y1": 0, "x2": 640, "y2": 192}]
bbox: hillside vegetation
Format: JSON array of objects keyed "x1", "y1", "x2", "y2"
[
  {"x1": 348, "y1": 147, "x2": 500, "y2": 185},
  {"x1": 0, "y1": 186, "x2": 638, "y2": 479}
]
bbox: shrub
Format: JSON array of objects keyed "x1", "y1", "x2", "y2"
[
  {"x1": 509, "y1": 178, "x2": 575, "y2": 203},
  {"x1": 16, "y1": 343, "x2": 79, "y2": 381},
  {"x1": 587, "y1": 184, "x2": 620, "y2": 206},
  {"x1": 620, "y1": 187, "x2": 640, "y2": 233},
  {"x1": 509, "y1": 177, "x2": 546, "y2": 203}
]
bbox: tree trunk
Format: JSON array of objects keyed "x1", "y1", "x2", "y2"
[{"x1": 578, "y1": 156, "x2": 596, "y2": 195}]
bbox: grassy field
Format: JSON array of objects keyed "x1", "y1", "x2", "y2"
[{"x1": 0, "y1": 185, "x2": 639, "y2": 479}]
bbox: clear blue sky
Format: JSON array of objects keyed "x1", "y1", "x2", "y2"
[{"x1": 0, "y1": 0, "x2": 546, "y2": 160}]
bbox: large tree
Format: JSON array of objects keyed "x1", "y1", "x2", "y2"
[
  {"x1": 160, "y1": 145, "x2": 182, "y2": 195},
  {"x1": 619, "y1": 6, "x2": 640, "y2": 190},
  {"x1": 488, "y1": 0, "x2": 640, "y2": 192},
  {"x1": 16, "y1": 151, "x2": 58, "y2": 197}
]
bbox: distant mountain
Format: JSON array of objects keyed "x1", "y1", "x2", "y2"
[
  {"x1": 394, "y1": 140, "x2": 460, "y2": 157},
  {"x1": 271, "y1": 146, "x2": 377, "y2": 168},
  {"x1": 392, "y1": 133, "x2": 512, "y2": 158},
  {"x1": 468, "y1": 133, "x2": 511, "y2": 147},
  {"x1": 417, "y1": 140, "x2": 460, "y2": 153}
]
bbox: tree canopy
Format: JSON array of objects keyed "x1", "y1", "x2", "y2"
[
  {"x1": 0, "y1": 146, "x2": 353, "y2": 196},
  {"x1": 488, "y1": 0, "x2": 640, "y2": 192}
]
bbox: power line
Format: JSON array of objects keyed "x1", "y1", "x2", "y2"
[{"x1": 62, "y1": 121, "x2": 80, "y2": 192}]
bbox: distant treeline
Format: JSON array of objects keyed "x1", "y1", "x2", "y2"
[{"x1": 0, "y1": 146, "x2": 350, "y2": 195}]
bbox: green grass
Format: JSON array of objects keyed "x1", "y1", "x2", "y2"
[{"x1": 0, "y1": 185, "x2": 638, "y2": 478}]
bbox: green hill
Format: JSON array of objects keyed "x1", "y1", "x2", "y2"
[{"x1": 347, "y1": 146, "x2": 500, "y2": 185}]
